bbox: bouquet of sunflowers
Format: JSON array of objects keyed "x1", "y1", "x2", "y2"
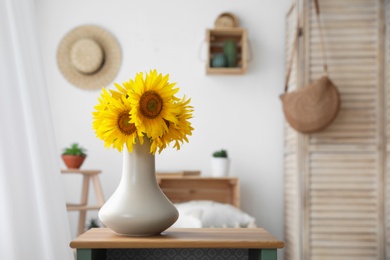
[{"x1": 92, "y1": 70, "x2": 193, "y2": 154}]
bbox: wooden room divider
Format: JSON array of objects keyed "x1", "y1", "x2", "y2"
[{"x1": 283, "y1": 0, "x2": 390, "y2": 259}]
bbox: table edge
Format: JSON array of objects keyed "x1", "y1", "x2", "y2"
[{"x1": 70, "y1": 228, "x2": 284, "y2": 249}]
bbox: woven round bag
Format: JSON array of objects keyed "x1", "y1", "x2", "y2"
[
  {"x1": 280, "y1": 76, "x2": 340, "y2": 133},
  {"x1": 281, "y1": 0, "x2": 341, "y2": 134}
]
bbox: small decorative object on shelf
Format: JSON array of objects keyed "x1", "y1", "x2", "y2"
[
  {"x1": 92, "y1": 69, "x2": 194, "y2": 236},
  {"x1": 211, "y1": 53, "x2": 227, "y2": 68},
  {"x1": 61, "y1": 143, "x2": 87, "y2": 169},
  {"x1": 206, "y1": 12, "x2": 248, "y2": 75},
  {"x1": 223, "y1": 39, "x2": 238, "y2": 67},
  {"x1": 211, "y1": 149, "x2": 230, "y2": 177}
]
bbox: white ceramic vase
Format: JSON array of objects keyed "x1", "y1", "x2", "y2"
[
  {"x1": 211, "y1": 157, "x2": 230, "y2": 177},
  {"x1": 98, "y1": 138, "x2": 179, "y2": 236}
]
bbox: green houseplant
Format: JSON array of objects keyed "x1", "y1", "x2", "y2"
[
  {"x1": 87, "y1": 218, "x2": 101, "y2": 230},
  {"x1": 211, "y1": 149, "x2": 229, "y2": 177},
  {"x1": 62, "y1": 143, "x2": 87, "y2": 169},
  {"x1": 213, "y1": 149, "x2": 228, "y2": 158}
]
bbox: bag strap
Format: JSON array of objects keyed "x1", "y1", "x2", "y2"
[
  {"x1": 314, "y1": 0, "x2": 328, "y2": 74},
  {"x1": 284, "y1": 27, "x2": 299, "y2": 92},
  {"x1": 284, "y1": 0, "x2": 328, "y2": 93}
]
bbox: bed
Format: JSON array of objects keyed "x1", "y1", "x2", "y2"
[{"x1": 156, "y1": 173, "x2": 256, "y2": 228}]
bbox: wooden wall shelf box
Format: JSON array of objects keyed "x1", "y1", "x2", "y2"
[{"x1": 206, "y1": 28, "x2": 248, "y2": 75}]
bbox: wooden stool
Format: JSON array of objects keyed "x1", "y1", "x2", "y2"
[{"x1": 61, "y1": 169, "x2": 105, "y2": 236}]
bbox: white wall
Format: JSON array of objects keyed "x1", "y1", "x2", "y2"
[{"x1": 35, "y1": 0, "x2": 290, "y2": 253}]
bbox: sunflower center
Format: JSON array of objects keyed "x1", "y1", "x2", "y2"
[
  {"x1": 139, "y1": 91, "x2": 163, "y2": 119},
  {"x1": 117, "y1": 111, "x2": 136, "y2": 135}
]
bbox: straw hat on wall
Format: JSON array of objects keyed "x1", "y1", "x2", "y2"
[{"x1": 57, "y1": 25, "x2": 122, "y2": 90}]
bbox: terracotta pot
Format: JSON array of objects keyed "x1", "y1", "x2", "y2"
[{"x1": 62, "y1": 155, "x2": 86, "y2": 169}]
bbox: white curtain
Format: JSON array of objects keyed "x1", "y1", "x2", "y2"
[{"x1": 0, "y1": 0, "x2": 73, "y2": 259}]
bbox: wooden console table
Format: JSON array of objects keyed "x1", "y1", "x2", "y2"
[
  {"x1": 61, "y1": 169, "x2": 105, "y2": 236},
  {"x1": 70, "y1": 228, "x2": 284, "y2": 260}
]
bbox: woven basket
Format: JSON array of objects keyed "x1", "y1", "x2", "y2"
[
  {"x1": 281, "y1": 0, "x2": 341, "y2": 133},
  {"x1": 280, "y1": 76, "x2": 340, "y2": 133},
  {"x1": 214, "y1": 12, "x2": 239, "y2": 28}
]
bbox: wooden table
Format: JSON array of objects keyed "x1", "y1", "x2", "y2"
[
  {"x1": 61, "y1": 169, "x2": 105, "y2": 236},
  {"x1": 70, "y1": 228, "x2": 284, "y2": 260}
]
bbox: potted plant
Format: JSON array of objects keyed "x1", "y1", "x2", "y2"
[
  {"x1": 86, "y1": 217, "x2": 101, "y2": 230},
  {"x1": 62, "y1": 143, "x2": 87, "y2": 169},
  {"x1": 211, "y1": 149, "x2": 229, "y2": 177}
]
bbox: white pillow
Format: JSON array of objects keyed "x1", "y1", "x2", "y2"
[
  {"x1": 174, "y1": 200, "x2": 256, "y2": 228},
  {"x1": 171, "y1": 208, "x2": 203, "y2": 228}
]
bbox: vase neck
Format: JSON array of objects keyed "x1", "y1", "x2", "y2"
[{"x1": 121, "y1": 138, "x2": 156, "y2": 186}]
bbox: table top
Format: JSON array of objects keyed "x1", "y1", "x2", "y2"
[
  {"x1": 70, "y1": 228, "x2": 284, "y2": 249},
  {"x1": 61, "y1": 169, "x2": 101, "y2": 175}
]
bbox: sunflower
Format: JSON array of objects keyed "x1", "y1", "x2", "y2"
[
  {"x1": 171, "y1": 96, "x2": 194, "y2": 148},
  {"x1": 92, "y1": 88, "x2": 111, "y2": 139},
  {"x1": 92, "y1": 88, "x2": 140, "y2": 152},
  {"x1": 127, "y1": 70, "x2": 181, "y2": 139},
  {"x1": 150, "y1": 97, "x2": 194, "y2": 154},
  {"x1": 93, "y1": 70, "x2": 193, "y2": 154}
]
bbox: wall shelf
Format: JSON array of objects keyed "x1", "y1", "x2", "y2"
[{"x1": 206, "y1": 26, "x2": 248, "y2": 75}]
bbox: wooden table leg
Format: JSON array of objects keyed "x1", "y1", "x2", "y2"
[
  {"x1": 77, "y1": 249, "x2": 92, "y2": 260},
  {"x1": 249, "y1": 249, "x2": 278, "y2": 260},
  {"x1": 261, "y1": 249, "x2": 277, "y2": 260},
  {"x1": 78, "y1": 175, "x2": 90, "y2": 236},
  {"x1": 76, "y1": 249, "x2": 106, "y2": 260},
  {"x1": 92, "y1": 175, "x2": 105, "y2": 206}
]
